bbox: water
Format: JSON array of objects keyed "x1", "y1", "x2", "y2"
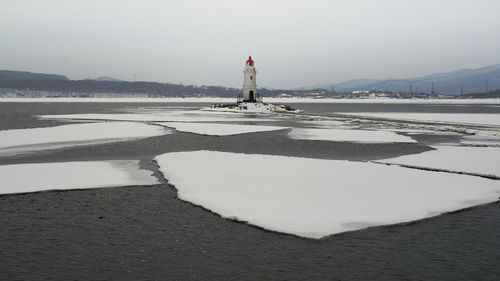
[
  {"x1": 291, "y1": 102, "x2": 500, "y2": 114},
  {"x1": 1, "y1": 101, "x2": 499, "y2": 280}
]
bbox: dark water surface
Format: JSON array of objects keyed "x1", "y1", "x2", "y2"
[
  {"x1": 1, "y1": 186, "x2": 499, "y2": 281},
  {"x1": 1, "y1": 102, "x2": 499, "y2": 280},
  {"x1": 291, "y1": 102, "x2": 500, "y2": 114},
  {"x1": 0, "y1": 102, "x2": 212, "y2": 130}
]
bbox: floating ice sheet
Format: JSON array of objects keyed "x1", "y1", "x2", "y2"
[
  {"x1": 382, "y1": 146, "x2": 500, "y2": 177},
  {"x1": 298, "y1": 120, "x2": 347, "y2": 128},
  {"x1": 344, "y1": 113, "x2": 500, "y2": 126},
  {"x1": 288, "y1": 128, "x2": 415, "y2": 143},
  {"x1": 40, "y1": 112, "x2": 274, "y2": 123},
  {"x1": 0, "y1": 122, "x2": 168, "y2": 155},
  {"x1": 0, "y1": 160, "x2": 159, "y2": 195},
  {"x1": 460, "y1": 130, "x2": 500, "y2": 146},
  {"x1": 157, "y1": 122, "x2": 288, "y2": 136},
  {"x1": 156, "y1": 151, "x2": 500, "y2": 239}
]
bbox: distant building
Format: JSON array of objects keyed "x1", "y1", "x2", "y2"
[{"x1": 239, "y1": 56, "x2": 261, "y2": 103}]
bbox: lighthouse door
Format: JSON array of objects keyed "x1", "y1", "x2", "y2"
[{"x1": 249, "y1": 91, "x2": 254, "y2": 102}]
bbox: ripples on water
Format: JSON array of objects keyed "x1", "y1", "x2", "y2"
[{"x1": 0, "y1": 102, "x2": 499, "y2": 280}]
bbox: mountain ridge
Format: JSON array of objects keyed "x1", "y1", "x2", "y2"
[
  {"x1": 299, "y1": 64, "x2": 500, "y2": 94},
  {"x1": 0, "y1": 70, "x2": 68, "y2": 81},
  {"x1": 89, "y1": 76, "x2": 124, "y2": 82},
  {"x1": 2, "y1": 65, "x2": 499, "y2": 96}
]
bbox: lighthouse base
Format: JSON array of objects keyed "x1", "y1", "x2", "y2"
[
  {"x1": 237, "y1": 93, "x2": 262, "y2": 103},
  {"x1": 210, "y1": 102, "x2": 299, "y2": 113}
]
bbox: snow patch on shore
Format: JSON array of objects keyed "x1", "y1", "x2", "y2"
[
  {"x1": 0, "y1": 97, "x2": 232, "y2": 103},
  {"x1": 2, "y1": 97, "x2": 500, "y2": 104},
  {"x1": 264, "y1": 98, "x2": 500, "y2": 104},
  {"x1": 156, "y1": 151, "x2": 500, "y2": 239}
]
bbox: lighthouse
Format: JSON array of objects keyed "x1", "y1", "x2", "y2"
[
  {"x1": 241, "y1": 56, "x2": 259, "y2": 102},
  {"x1": 211, "y1": 55, "x2": 293, "y2": 111}
]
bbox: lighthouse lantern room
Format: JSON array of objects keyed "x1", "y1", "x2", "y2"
[{"x1": 241, "y1": 56, "x2": 259, "y2": 103}]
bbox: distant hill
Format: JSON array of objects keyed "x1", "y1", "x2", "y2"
[
  {"x1": 0, "y1": 78, "x2": 242, "y2": 98},
  {"x1": 295, "y1": 79, "x2": 380, "y2": 91},
  {"x1": 89, "y1": 76, "x2": 124, "y2": 82},
  {"x1": 302, "y1": 64, "x2": 500, "y2": 94},
  {"x1": 1, "y1": 67, "x2": 498, "y2": 98},
  {"x1": 0, "y1": 70, "x2": 68, "y2": 80},
  {"x1": 0, "y1": 69, "x2": 294, "y2": 98}
]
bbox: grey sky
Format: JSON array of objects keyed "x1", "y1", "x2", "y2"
[{"x1": 1, "y1": 0, "x2": 500, "y2": 89}]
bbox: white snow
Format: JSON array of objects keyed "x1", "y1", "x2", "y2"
[
  {"x1": 155, "y1": 151, "x2": 500, "y2": 239},
  {"x1": 288, "y1": 128, "x2": 416, "y2": 143},
  {"x1": 264, "y1": 98, "x2": 500, "y2": 104},
  {"x1": 298, "y1": 119, "x2": 347, "y2": 128},
  {"x1": 0, "y1": 97, "x2": 233, "y2": 103},
  {"x1": 382, "y1": 146, "x2": 500, "y2": 177},
  {"x1": 460, "y1": 130, "x2": 500, "y2": 146},
  {"x1": 40, "y1": 112, "x2": 274, "y2": 123},
  {"x1": 205, "y1": 102, "x2": 297, "y2": 113},
  {"x1": 157, "y1": 122, "x2": 288, "y2": 136},
  {"x1": 343, "y1": 112, "x2": 500, "y2": 126},
  {"x1": 2, "y1": 97, "x2": 500, "y2": 104},
  {"x1": 0, "y1": 122, "x2": 168, "y2": 155},
  {"x1": 0, "y1": 160, "x2": 159, "y2": 195}
]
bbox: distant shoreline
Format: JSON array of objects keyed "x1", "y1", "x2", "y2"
[{"x1": 1, "y1": 97, "x2": 499, "y2": 104}]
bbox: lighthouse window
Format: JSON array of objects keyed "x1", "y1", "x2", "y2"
[{"x1": 250, "y1": 76, "x2": 253, "y2": 80}]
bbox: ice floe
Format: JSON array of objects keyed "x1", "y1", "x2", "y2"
[
  {"x1": 40, "y1": 112, "x2": 274, "y2": 123},
  {"x1": 298, "y1": 119, "x2": 348, "y2": 128},
  {"x1": 157, "y1": 122, "x2": 288, "y2": 136},
  {"x1": 460, "y1": 130, "x2": 500, "y2": 146},
  {"x1": 0, "y1": 160, "x2": 159, "y2": 195},
  {"x1": 287, "y1": 128, "x2": 416, "y2": 143},
  {"x1": 0, "y1": 122, "x2": 168, "y2": 155},
  {"x1": 156, "y1": 151, "x2": 500, "y2": 239},
  {"x1": 344, "y1": 113, "x2": 500, "y2": 126},
  {"x1": 381, "y1": 146, "x2": 500, "y2": 178}
]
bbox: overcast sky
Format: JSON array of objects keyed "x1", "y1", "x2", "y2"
[{"x1": 1, "y1": 0, "x2": 500, "y2": 89}]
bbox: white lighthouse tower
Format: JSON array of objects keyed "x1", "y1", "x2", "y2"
[{"x1": 241, "y1": 56, "x2": 259, "y2": 102}]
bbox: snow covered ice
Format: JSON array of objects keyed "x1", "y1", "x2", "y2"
[
  {"x1": 288, "y1": 128, "x2": 415, "y2": 143},
  {"x1": 343, "y1": 112, "x2": 500, "y2": 126},
  {"x1": 460, "y1": 130, "x2": 500, "y2": 146},
  {"x1": 157, "y1": 122, "x2": 288, "y2": 136},
  {"x1": 40, "y1": 111, "x2": 275, "y2": 123},
  {"x1": 381, "y1": 146, "x2": 500, "y2": 178},
  {"x1": 156, "y1": 151, "x2": 500, "y2": 239},
  {"x1": 204, "y1": 102, "x2": 297, "y2": 113},
  {"x1": 298, "y1": 119, "x2": 347, "y2": 128},
  {"x1": 0, "y1": 160, "x2": 159, "y2": 195},
  {"x1": 0, "y1": 122, "x2": 169, "y2": 155},
  {"x1": 4, "y1": 100, "x2": 500, "y2": 240}
]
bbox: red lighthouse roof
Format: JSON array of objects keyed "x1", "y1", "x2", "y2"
[{"x1": 246, "y1": 56, "x2": 254, "y2": 63}]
